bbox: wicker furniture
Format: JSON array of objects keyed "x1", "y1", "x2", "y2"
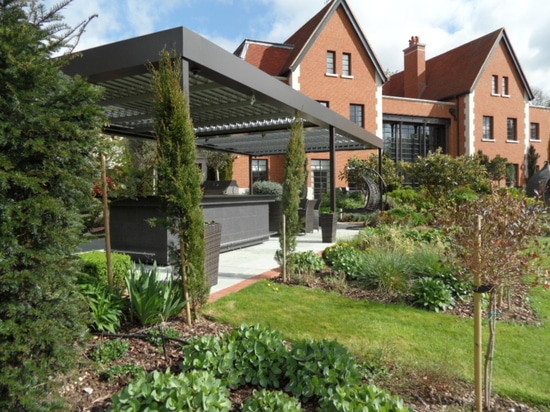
[{"x1": 299, "y1": 199, "x2": 316, "y2": 233}]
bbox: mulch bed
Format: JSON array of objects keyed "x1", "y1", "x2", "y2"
[{"x1": 62, "y1": 274, "x2": 542, "y2": 411}]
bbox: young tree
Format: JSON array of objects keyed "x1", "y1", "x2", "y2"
[
  {"x1": 278, "y1": 118, "x2": 306, "y2": 281},
  {"x1": 0, "y1": 1, "x2": 103, "y2": 410},
  {"x1": 151, "y1": 50, "x2": 207, "y2": 323},
  {"x1": 526, "y1": 144, "x2": 540, "y2": 180}
]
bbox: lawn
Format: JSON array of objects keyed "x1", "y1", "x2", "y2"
[{"x1": 203, "y1": 280, "x2": 550, "y2": 409}]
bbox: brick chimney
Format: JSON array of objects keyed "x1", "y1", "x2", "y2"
[{"x1": 403, "y1": 36, "x2": 426, "y2": 98}]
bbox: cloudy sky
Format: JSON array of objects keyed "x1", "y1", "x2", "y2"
[{"x1": 46, "y1": 0, "x2": 550, "y2": 95}]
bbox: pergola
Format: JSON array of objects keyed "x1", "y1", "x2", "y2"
[{"x1": 63, "y1": 26, "x2": 383, "y2": 210}]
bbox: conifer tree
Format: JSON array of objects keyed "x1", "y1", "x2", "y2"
[
  {"x1": 279, "y1": 118, "x2": 306, "y2": 279},
  {"x1": 0, "y1": 1, "x2": 103, "y2": 410},
  {"x1": 151, "y1": 50, "x2": 207, "y2": 322}
]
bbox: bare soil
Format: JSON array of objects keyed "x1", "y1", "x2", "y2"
[{"x1": 62, "y1": 275, "x2": 543, "y2": 412}]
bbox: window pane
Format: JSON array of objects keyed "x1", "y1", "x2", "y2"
[
  {"x1": 483, "y1": 116, "x2": 494, "y2": 140},
  {"x1": 326, "y1": 51, "x2": 335, "y2": 74},
  {"x1": 312, "y1": 159, "x2": 330, "y2": 199},
  {"x1": 350, "y1": 104, "x2": 364, "y2": 127},
  {"x1": 492, "y1": 75, "x2": 499, "y2": 94},
  {"x1": 507, "y1": 118, "x2": 517, "y2": 141},
  {"x1": 342, "y1": 53, "x2": 351, "y2": 76},
  {"x1": 251, "y1": 159, "x2": 268, "y2": 183},
  {"x1": 502, "y1": 76, "x2": 509, "y2": 95},
  {"x1": 531, "y1": 123, "x2": 540, "y2": 140}
]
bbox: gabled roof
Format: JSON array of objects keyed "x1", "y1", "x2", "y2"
[
  {"x1": 234, "y1": 40, "x2": 293, "y2": 77},
  {"x1": 384, "y1": 28, "x2": 534, "y2": 101},
  {"x1": 236, "y1": 0, "x2": 387, "y2": 82}
]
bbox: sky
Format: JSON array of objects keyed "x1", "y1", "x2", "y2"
[{"x1": 45, "y1": 0, "x2": 550, "y2": 96}]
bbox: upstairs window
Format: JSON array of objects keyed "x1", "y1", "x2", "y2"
[
  {"x1": 507, "y1": 118, "x2": 517, "y2": 141},
  {"x1": 326, "y1": 51, "x2": 336, "y2": 75},
  {"x1": 342, "y1": 53, "x2": 352, "y2": 77},
  {"x1": 483, "y1": 116, "x2": 494, "y2": 140},
  {"x1": 350, "y1": 104, "x2": 364, "y2": 127},
  {"x1": 318, "y1": 100, "x2": 329, "y2": 108},
  {"x1": 530, "y1": 122, "x2": 540, "y2": 141},
  {"x1": 491, "y1": 75, "x2": 499, "y2": 95},
  {"x1": 502, "y1": 76, "x2": 509, "y2": 96}
]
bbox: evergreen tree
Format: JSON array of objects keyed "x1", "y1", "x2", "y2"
[
  {"x1": 278, "y1": 118, "x2": 306, "y2": 279},
  {"x1": 151, "y1": 50, "x2": 207, "y2": 321},
  {"x1": 526, "y1": 144, "x2": 540, "y2": 180},
  {"x1": 0, "y1": 1, "x2": 103, "y2": 410}
]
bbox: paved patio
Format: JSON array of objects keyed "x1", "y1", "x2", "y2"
[{"x1": 79, "y1": 223, "x2": 363, "y2": 302}]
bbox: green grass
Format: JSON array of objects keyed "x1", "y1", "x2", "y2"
[{"x1": 203, "y1": 280, "x2": 550, "y2": 409}]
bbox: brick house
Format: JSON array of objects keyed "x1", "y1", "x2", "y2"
[{"x1": 233, "y1": 0, "x2": 550, "y2": 191}]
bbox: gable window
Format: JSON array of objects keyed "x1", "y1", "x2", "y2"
[
  {"x1": 251, "y1": 159, "x2": 268, "y2": 183},
  {"x1": 491, "y1": 75, "x2": 499, "y2": 95},
  {"x1": 350, "y1": 104, "x2": 364, "y2": 127},
  {"x1": 318, "y1": 100, "x2": 329, "y2": 107},
  {"x1": 507, "y1": 118, "x2": 517, "y2": 141},
  {"x1": 502, "y1": 76, "x2": 509, "y2": 96},
  {"x1": 531, "y1": 122, "x2": 540, "y2": 141},
  {"x1": 342, "y1": 53, "x2": 352, "y2": 77},
  {"x1": 326, "y1": 51, "x2": 336, "y2": 75},
  {"x1": 483, "y1": 116, "x2": 494, "y2": 140}
]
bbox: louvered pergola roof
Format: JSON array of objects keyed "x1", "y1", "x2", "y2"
[{"x1": 63, "y1": 26, "x2": 383, "y2": 156}]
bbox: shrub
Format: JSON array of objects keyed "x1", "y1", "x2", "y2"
[
  {"x1": 111, "y1": 369, "x2": 231, "y2": 412},
  {"x1": 411, "y1": 277, "x2": 456, "y2": 312},
  {"x1": 182, "y1": 324, "x2": 289, "y2": 389},
  {"x1": 284, "y1": 339, "x2": 362, "y2": 401},
  {"x1": 79, "y1": 251, "x2": 132, "y2": 290},
  {"x1": 252, "y1": 181, "x2": 283, "y2": 197},
  {"x1": 147, "y1": 325, "x2": 181, "y2": 347},
  {"x1": 242, "y1": 389, "x2": 304, "y2": 412},
  {"x1": 126, "y1": 264, "x2": 186, "y2": 325},
  {"x1": 291, "y1": 251, "x2": 325, "y2": 275},
  {"x1": 359, "y1": 249, "x2": 412, "y2": 295},
  {"x1": 320, "y1": 384, "x2": 413, "y2": 412},
  {"x1": 434, "y1": 269, "x2": 473, "y2": 301},
  {"x1": 90, "y1": 339, "x2": 130, "y2": 364},
  {"x1": 322, "y1": 243, "x2": 367, "y2": 280},
  {"x1": 77, "y1": 277, "x2": 127, "y2": 333},
  {"x1": 407, "y1": 244, "x2": 448, "y2": 279},
  {"x1": 102, "y1": 363, "x2": 145, "y2": 382}
]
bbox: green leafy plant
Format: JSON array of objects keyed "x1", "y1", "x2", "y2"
[
  {"x1": 90, "y1": 339, "x2": 130, "y2": 364},
  {"x1": 322, "y1": 243, "x2": 367, "y2": 280},
  {"x1": 78, "y1": 277, "x2": 127, "y2": 333},
  {"x1": 320, "y1": 384, "x2": 413, "y2": 412},
  {"x1": 242, "y1": 389, "x2": 304, "y2": 412},
  {"x1": 126, "y1": 264, "x2": 186, "y2": 326},
  {"x1": 284, "y1": 338, "x2": 362, "y2": 401},
  {"x1": 147, "y1": 325, "x2": 180, "y2": 347},
  {"x1": 411, "y1": 277, "x2": 456, "y2": 312},
  {"x1": 102, "y1": 363, "x2": 145, "y2": 382},
  {"x1": 291, "y1": 251, "x2": 325, "y2": 275},
  {"x1": 182, "y1": 324, "x2": 288, "y2": 389},
  {"x1": 79, "y1": 251, "x2": 132, "y2": 291},
  {"x1": 111, "y1": 369, "x2": 231, "y2": 412}
]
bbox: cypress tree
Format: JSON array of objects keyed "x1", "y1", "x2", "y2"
[
  {"x1": 0, "y1": 1, "x2": 103, "y2": 410},
  {"x1": 151, "y1": 50, "x2": 207, "y2": 322},
  {"x1": 279, "y1": 118, "x2": 306, "y2": 279}
]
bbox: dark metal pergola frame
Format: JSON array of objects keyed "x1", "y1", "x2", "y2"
[{"x1": 64, "y1": 26, "x2": 383, "y2": 211}]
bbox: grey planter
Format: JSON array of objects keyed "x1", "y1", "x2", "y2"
[{"x1": 320, "y1": 213, "x2": 337, "y2": 243}]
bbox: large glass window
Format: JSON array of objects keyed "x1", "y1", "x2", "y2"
[
  {"x1": 483, "y1": 116, "x2": 494, "y2": 140},
  {"x1": 311, "y1": 159, "x2": 330, "y2": 199},
  {"x1": 383, "y1": 116, "x2": 448, "y2": 163},
  {"x1": 350, "y1": 104, "x2": 364, "y2": 127},
  {"x1": 507, "y1": 118, "x2": 517, "y2": 141},
  {"x1": 326, "y1": 51, "x2": 336, "y2": 75},
  {"x1": 251, "y1": 159, "x2": 268, "y2": 183}
]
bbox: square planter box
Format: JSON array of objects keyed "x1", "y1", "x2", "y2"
[{"x1": 109, "y1": 197, "x2": 221, "y2": 286}]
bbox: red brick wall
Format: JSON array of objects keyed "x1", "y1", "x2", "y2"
[{"x1": 530, "y1": 106, "x2": 550, "y2": 164}]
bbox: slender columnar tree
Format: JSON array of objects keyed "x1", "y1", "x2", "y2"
[
  {"x1": 151, "y1": 50, "x2": 207, "y2": 323},
  {"x1": 0, "y1": 1, "x2": 103, "y2": 410},
  {"x1": 279, "y1": 118, "x2": 307, "y2": 280}
]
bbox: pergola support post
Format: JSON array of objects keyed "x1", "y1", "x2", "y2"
[{"x1": 329, "y1": 126, "x2": 336, "y2": 213}]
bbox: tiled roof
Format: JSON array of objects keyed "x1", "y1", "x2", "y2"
[
  {"x1": 384, "y1": 29, "x2": 503, "y2": 100},
  {"x1": 236, "y1": 41, "x2": 294, "y2": 76}
]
